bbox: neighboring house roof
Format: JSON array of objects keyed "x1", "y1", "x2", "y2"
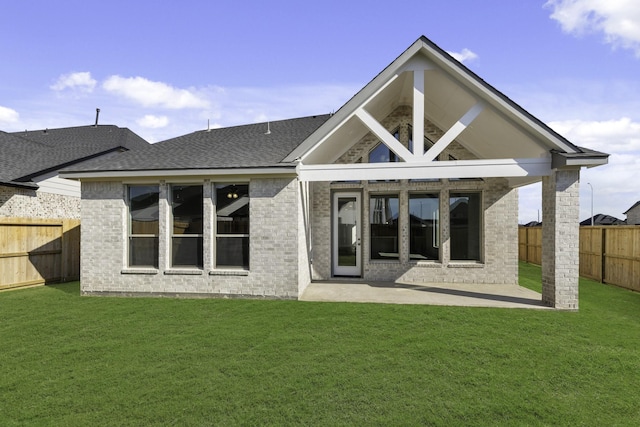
[
  {"x1": 62, "y1": 115, "x2": 330, "y2": 177},
  {"x1": 623, "y1": 201, "x2": 640, "y2": 215},
  {"x1": 580, "y1": 214, "x2": 625, "y2": 226},
  {"x1": 523, "y1": 221, "x2": 542, "y2": 227},
  {"x1": 0, "y1": 125, "x2": 149, "y2": 188}
]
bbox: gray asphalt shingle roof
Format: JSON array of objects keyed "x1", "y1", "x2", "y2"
[
  {"x1": 0, "y1": 125, "x2": 149, "y2": 187},
  {"x1": 65, "y1": 115, "x2": 331, "y2": 173}
]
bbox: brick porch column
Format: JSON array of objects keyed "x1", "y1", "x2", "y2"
[{"x1": 541, "y1": 169, "x2": 580, "y2": 310}]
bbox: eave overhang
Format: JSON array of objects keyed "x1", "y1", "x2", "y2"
[
  {"x1": 551, "y1": 150, "x2": 609, "y2": 169},
  {"x1": 59, "y1": 166, "x2": 298, "y2": 181},
  {"x1": 0, "y1": 180, "x2": 39, "y2": 190}
]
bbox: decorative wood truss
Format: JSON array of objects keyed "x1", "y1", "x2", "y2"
[{"x1": 291, "y1": 44, "x2": 589, "y2": 186}]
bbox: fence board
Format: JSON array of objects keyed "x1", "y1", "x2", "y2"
[
  {"x1": 519, "y1": 225, "x2": 640, "y2": 293},
  {"x1": 0, "y1": 218, "x2": 80, "y2": 290}
]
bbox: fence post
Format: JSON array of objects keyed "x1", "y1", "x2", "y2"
[{"x1": 600, "y1": 227, "x2": 606, "y2": 283}]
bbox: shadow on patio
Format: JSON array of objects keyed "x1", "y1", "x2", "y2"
[{"x1": 300, "y1": 280, "x2": 551, "y2": 309}]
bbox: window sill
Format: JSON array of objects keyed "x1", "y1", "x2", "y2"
[
  {"x1": 369, "y1": 260, "x2": 401, "y2": 264},
  {"x1": 164, "y1": 269, "x2": 204, "y2": 275},
  {"x1": 412, "y1": 261, "x2": 443, "y2": 268},
  {"x1": 121, "y1": 268, "x2": 159, "y2": 275},
  {"x1": 447, "y1": 262, "x2": 484, "y2": 268},
  {"x1": 209, "y1": 269, "x2": 249, "y2": 277}
]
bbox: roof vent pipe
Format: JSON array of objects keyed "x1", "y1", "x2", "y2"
[
  {"x1": 265, "y1": 121, "x2": 271, "y2": 135},
  {"x1": 94, "y1": 108, "x2": 100, "y2": 127}
]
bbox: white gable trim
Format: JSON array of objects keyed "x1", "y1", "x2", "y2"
[
  {"x1": 296, "y1": 157, "x2": 552, "y2": 182},
  {"x1": 284, "y1": 37, "x2": 581, "y2": 164}
]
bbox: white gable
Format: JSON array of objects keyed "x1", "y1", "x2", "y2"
[{"x1": 288, "y1": 37, "x2": 606, "y2": 186}]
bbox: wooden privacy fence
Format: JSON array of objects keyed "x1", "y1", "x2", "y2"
[
  {"x1": 519, "y1": 226, "x2": 640, "y2": 292},
  {"x1": 0, "y1": 218, "x2": 80, "y2": 290}
]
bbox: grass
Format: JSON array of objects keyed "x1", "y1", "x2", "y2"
[{"x1": 1, "y1": 263, "x2": 639, "y2": 426}]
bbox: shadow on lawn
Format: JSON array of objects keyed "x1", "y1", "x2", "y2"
[{"x1": 46, "y1": 281, "x2": 81, "y2": 296}]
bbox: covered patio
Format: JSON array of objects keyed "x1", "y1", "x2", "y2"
[{"x1": 300, "y1": 280, "x2": 550, "y2": 309}]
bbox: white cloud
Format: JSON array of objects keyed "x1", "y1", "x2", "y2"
[
  {"x1": 103, "y1": 76, "x2": 210, "y2": 109},
  {"x1": 0, "y1": 105, "x2": 19, "y2": 123},
  {"x1": 546, "y1": 0, "x2": 640, "y2": 56},
  {"x1": 447, "y1": 48, "x2": 478, "y2": 63},
  {"x1": 547, "y1": 117, "x2": 640, "y2": 152},
  {"x1": 519, "y1": 116, "x2": 640, "y2": 223},
  {"x1": 136, "y1": 114, "x2": 169, "y2": 129},
  {"x1": 50, "y1": 72, "x2": 97, "y2": 92}
]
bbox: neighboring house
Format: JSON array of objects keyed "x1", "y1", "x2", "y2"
[
  {"x1": 580, "y1": 214, "x2": 625, "y2": 226},
  {"x1": 0, "y1": 125, "x2": 149, "y2": 219},
  {"x1": 61, "y1": 36, "x2": 608, "y2": 309},
  {"x1": 623, "y1": 201, "x2": 640, "y2": 225},
  {"x1": 522, "y1": 221, "x2": 542, "y2": 227}
]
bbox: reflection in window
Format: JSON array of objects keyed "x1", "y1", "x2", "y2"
[
  {"x1": 409, "y1": 194, "x2": 439, "y2": 260},
  {"x1": 450, "y1": 192, "x2": 481, "y2": 261},
  {"x1": 128, "y1": 185, "x2": 159, "y2": 267},
  {"x1": 171, "y1": 185, "x2": 203, "y2": 268},
  {"x1": 216, "y1": 184, "x2": 249, "y2": 269},
  {"x1": 370, "y1": 195, "x2": 399, "y2": 260},
  {"x1": 368, "y1": 129, "x2": 400, "y2": 183}
]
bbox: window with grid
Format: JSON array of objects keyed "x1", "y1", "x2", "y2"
[
  {"x1": 171, "y1": 184, "x2": 203, "y2": 268},
  {"x1": 215, "y1": 184, "x2": 249, "y2": 269},
  {"x1": 128, "y1": 185, "x2": 159, "y2": 268}
]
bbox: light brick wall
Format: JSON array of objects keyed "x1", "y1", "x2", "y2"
[
  {"x1": 0, "y1": 185, "x2": 80, "y2": 219},
  {"x1": 80, "y1": 178, "x2": 301, "y2": 298},
  {"x1": 541, "y1": 169, "x2": 580, "y2": 309},
  {"x1": 626, "y1": 205, "x2": 640, "y2": 225},
  {"x1": 309, "y1": 105, "x2": 519, "y2": 285}
]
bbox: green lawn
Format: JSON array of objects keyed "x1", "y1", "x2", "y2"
[{"x1": 1, "y1": 263, "x2": 639, "y2": 426}]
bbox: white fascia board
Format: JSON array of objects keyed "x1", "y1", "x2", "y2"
[
  {"x1": 297, "y1": 158, "x2": 552, "y2": 182},
  {"x1": 59, "y1": 167, "x2": 297, "y2": 181}
]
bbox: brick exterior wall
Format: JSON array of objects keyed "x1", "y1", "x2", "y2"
[
  {"x1": 79, "y1": 105, "x2": 528, "y2": 297},
  {"x1": 541, "y1": 169, "x2": 580, "y2": 309},
  {"x1": 0, "y1": 185, "x2": 80, "y2": 219},
  {"x1": 309, "y1": 106, "x2": 519, "y2": 285},
  {"x1": 80, "y1": 178, "x2": 301, "y2": 298}
]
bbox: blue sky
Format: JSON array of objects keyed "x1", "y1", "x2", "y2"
[{"x1": 1, "y1": 0, "x2": 639, "y2": 223}]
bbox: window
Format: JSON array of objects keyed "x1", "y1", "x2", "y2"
[
  {"x1": 215, "y1": 184, "x2": 249, "y2": 269},
  {"x1": 409, "y1": 194, "x2": 439, "y2": 260},
  {"x1": 128, "y1": 185, "x2": 159, "y2": 268},
  {"x1": 171, "y1": 185, "x2": 203, "y2": 268},
  {"x1": 369, "y1": 194, "x2": 399, "y2": 260},
  {"x1": 450, "y1": 192, "x2": 481, "y2": 261},
  {"x1": 368, "y1": 129, "x2": 400, "y2": 183},
  {"x1": 408, "y1": 125, "x2": 435, "y2": 156}
]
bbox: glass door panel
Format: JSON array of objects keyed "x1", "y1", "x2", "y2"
[{"x1": 332, "y1": 193, "x2": 361, "y2": 276}]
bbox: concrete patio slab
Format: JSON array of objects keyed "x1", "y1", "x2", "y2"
[{"x1": 300, "y1": 280, "x2": 551, "y2": 309}]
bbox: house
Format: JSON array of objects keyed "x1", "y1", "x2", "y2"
[
  {"x1": 61, "y1": 36, "x2": 608, "y2": 309},
  {"x1": 623, "y1": 201, "x2": 640, "y2": 225},
  {"x1": 580, "y1": 213, "x2": 625, "y2": 226},
  {"x1": 0, "y1": 125, "x2": 149, "y2": 219}
]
